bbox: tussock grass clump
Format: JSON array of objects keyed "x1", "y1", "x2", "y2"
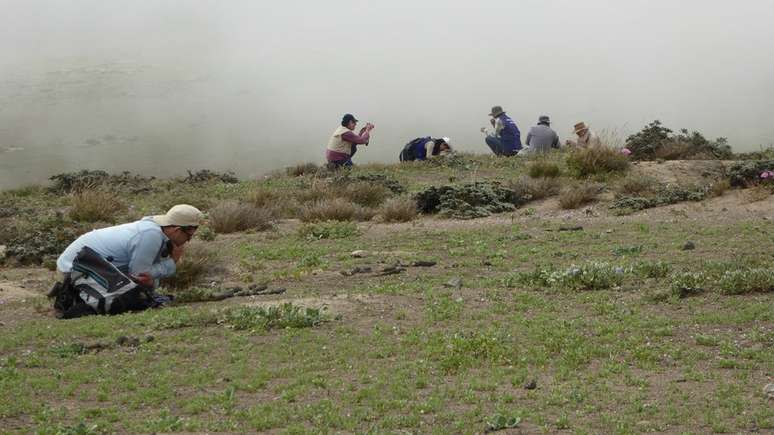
[
  {"x1": 508, "y1": 177, "x2": 561, "y2": 201},
  {"x1": 505, "y1": 262, "x2": 625, "y2": 291},
  {"x1": 566, "y1": 146, "x2": 629, "y2": 177},
  {"x1": 617, "y1": 175, "x2": 658, "y2": 196},
  {"x1": 379, "y1": 197, "x2": 418, "y2": 223},
  {"x1": 294, "y1": 183, "x2": 336, "y2": 204},
  {"x1": 558, "y1": 183, "x2": 600, "y2": 209},
  {"x1": 69, "y1": 189, "x2": 124, "y2": 222},
  {"x1": 527, "y1": 160, "x2": 561, "y2": 178},
  {"x1": 209, "y1": 200, "x2": 274, "y2": 233},
  {"x1": 246, "y1": 187, "x2": 281, "y2": 208},
  {"x1": 300, "y1": 198, "x2": 375, "y2": 222},
  {"x1": 163, "y1": 242, "x2": 216, "y2": 290},
  {"x1": 708, "y1": 179, "x2": 730, "y2": 197},
  {"x1": 286, "y1": 162, "x2": 321, "y2": 177},
  {"x1": 340, "y1": 182, "x2": 391, "y2": 207}
]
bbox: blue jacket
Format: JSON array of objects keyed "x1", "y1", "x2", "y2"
[{"x1": 498, "y1": 114, "x2": 522, "y2": 154}]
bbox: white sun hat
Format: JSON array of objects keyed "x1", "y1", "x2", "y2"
[{"x1": 152, "y1": 204, "x2": 204, "y2": 227}]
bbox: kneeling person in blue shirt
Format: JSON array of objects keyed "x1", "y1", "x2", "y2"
[{"x1": 52, "y1": 204, "x2": 204, "y2": 318}]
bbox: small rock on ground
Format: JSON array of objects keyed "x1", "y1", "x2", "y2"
[
  {"x1": 682, "y1": 241, "x2": 696, "y2": 251},
  {"x1": 523, "y1": 379, "x2": 537, "y2": 390},
  {"x1": 351, "y1": 250, "x2": 369, "y2": 258},
  {"x1": 764, "y1": 383, "x2": 774, "y2": 399},
  {"x1": 445, "y1": 277, "x2": 463, "y2": 289}
]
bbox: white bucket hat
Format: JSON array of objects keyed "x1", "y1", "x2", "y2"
[{"x1": 152, "y1": 204, "x2": 204, "y2": 227}]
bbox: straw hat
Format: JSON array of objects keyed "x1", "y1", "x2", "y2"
[
  {"x1": 573, "y1": 122, "x2": 589, "y2": 135},
  {"x1": 152, "y1": 204, "x2": 204, "y2": 227}
]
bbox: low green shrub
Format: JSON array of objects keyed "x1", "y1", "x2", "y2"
[
  {"x1": 297, "y1": 221, "x2": 359, "y2": 240},
  {"x1": 505, "y1": 262, "x2": 626, "y2": 290},
  {"x1": 625, "y1": 120, "x2": 732, "y2": 160},
  {"x1": 670, "y1": 272, "x2": 706, "y2": 297},
  {"x1": 719, "y1": 269, "x2": 774, "y2": 294},
  {"x1": 633, "y1": 261, "x2": 672, "y2": 279},
  {"x1": 610, "y1": 184, "x2": 709, "y2": 211},
  {"x1": 223, "y1": 303, "x2": 324, "y2": 331}
]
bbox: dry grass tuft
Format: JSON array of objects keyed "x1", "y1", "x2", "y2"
[
  {"x1": 294, "y1": 183, "x2": 336, "y2": 204},
  {"x1": 209, "y1": 200, "x2": 274, "y2": 233},
  {"x1": 527, "y1": 160, "x2": 561, "y2": 178},
  {"x1": 286, "y1": 162, "x2": 321, "y2": 177},
  {"x1": 617, "y1": 174, "x2": 659, "y2": 196},
  {"x1": 566, "y1": 146, "x2": 629, "y2": 177},
  {"x1": 708, "y1": 179, "x2": 730, "y2": 197},
  {"x1": 300, "y1": 198, "x2": 375, "y2": 222},
  {"x1": 69, "y1": 189, "x2": 124, "y2": 222},
  {"x1": 246, "y1": 187, "x2": 281, "y2": 208},
  {"x1": 379, "y1": 197, "x2": 418, "y2": 222},
  {"x1": 340, "y1": 182, "x2": 391, "y2": 207},
  {"x1": 508, "y1": 177, "x2": 561, "y2": 201},
  {"x1": 559, "y1": 183, "x2": 601, "y2": 209},
  {"x1": 163, "y1": 241, "x2": 215, "y2": 290}
]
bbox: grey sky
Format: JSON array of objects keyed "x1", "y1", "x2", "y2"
[{"x1": 1, "y1": 0, "x2": 773, "y2": 186}]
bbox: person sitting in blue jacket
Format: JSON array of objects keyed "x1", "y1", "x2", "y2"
[
  {"x1": 399, "y1": 136, "x2": 452, "y2": 162},
  {"x1": 481, "y1": 106, "x2": 521, "y2": 156}
]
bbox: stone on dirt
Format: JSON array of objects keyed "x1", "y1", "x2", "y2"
[
  {"x1": 351, "y1": 250, "x2": 369, "y2": 258},
  {"x1": 764, "y1": 383, "x2": 774, "y2": 399},
  {"x1": 682, "y1": 241, "x2": 696, "y2": 251},
  {"x1": 445, "y1": 277, "x2": 463, "y2": 289},
  {"x1": 523, "y1": 379, "x2": 537, "y2": 390}
]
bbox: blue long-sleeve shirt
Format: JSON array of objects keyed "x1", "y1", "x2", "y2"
[{"x1": 57, "y1": 217, "x2": 176, "y2": 280}]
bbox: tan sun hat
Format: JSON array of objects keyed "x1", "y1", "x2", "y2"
[
  {"x1": 573, "y1": 122, "x2": 589, "y2": 135},
  {"x1": 152, "y1": 204, "x2": 204, "y2": 227}
]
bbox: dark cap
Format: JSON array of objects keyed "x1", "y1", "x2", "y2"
[{"x1": 341, "y1": 113, "x2": 359, "y2": 126}]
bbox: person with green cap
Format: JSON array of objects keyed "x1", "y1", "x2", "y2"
[
  {"x1": 326, "y1": 113, "x2": 374, "y2": 168},
  {"x1": 481, "y1": 106, "x2": 522, "y2": 156}
]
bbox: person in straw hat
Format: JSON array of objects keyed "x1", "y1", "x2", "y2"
[
  {"x1": 566, "y1": 121, "x2": 602, "y2": 148},
  {"x1": 51, "y1": 204, "x2": 204, "y2": 316},
  {"x1": 481, "y1": 105, "x2": 522, "y2": 156}
]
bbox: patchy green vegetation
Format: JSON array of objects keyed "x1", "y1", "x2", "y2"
[{"x1": 0, "y1": 152, "x2": 773, "y2": 433}]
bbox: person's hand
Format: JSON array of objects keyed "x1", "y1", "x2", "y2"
[
  {"x1": 132, "y1": 272, "x2": 154, "y2": 288},
  {"x1": 366, "y1": 123, "x2": 374, "y2": 131},
  {"x1": 489, "y1": 118, "x2": 496, "y2": 127},
  {"x1": 480, "y1": 127, "x2": 487, "y2": 134},
  {"x1": 171, "y1": 244, "x2": 184, "y2": 263}
]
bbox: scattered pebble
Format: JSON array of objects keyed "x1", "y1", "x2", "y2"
[
  {"x1": 764, "y1": 383, "x2": 774, "y2": 399},
  {"x1": 0, "y1": 245, "x2": 6, "y2": 260},
  {"x1": 444, "y1": 277, "x2": 463, "y2": 289},
  {"x1": 682, "y1": 241, "x2": 696, "y2": 251},
  {"x1": 351, "y1": 250, "x2": 369, "y2": 258},
  {"x1": 523, "y1": 379, "x2": 537, "y2": 390},
  {"x1": 558, "y1": 225, "x2": 584, "y2": 232}
]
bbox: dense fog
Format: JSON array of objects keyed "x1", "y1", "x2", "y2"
[{"x1": 1, "y1": 0, "x2": 772, "y2": 187}]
